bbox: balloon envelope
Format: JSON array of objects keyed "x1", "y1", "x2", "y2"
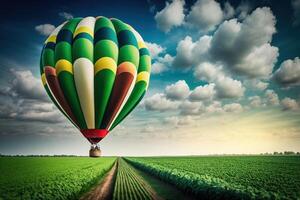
[{"x1": 40, "y1": 17, "x2": 151, "y2": 144}]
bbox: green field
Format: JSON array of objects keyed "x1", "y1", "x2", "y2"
[
  {"x1": 1, "y1": 156, "x2": 299, "y2": 200},
  {"x1": 0, "y1": 157, "x2": 116, "y2": 200},
  {"x1": 126, "y1": 156, "x2": 300, "y2": 199}
]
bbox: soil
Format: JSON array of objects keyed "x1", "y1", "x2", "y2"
[{"x1": 80, "y1": 161, "x2": 118, "y2": 200}]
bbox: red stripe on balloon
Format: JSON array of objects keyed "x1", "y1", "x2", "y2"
[
  {"x1": 101, "y1": 64, "x2": 135, "y2": 129},
  {"x1": 80, "y1": 129, "x2": 108, "y2": 144},
  {"x1": 44, "y1": 66, "x2": 79, "y2": 127}
]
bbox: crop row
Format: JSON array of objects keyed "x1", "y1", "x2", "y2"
[
  {"x1": 0, "y1": 157, "x2": 116, "y2": 200},
  {"x1": 113, "y1": 158, "x2": 154, "y2": 200},
  {"x1": 125, "y1": 157, "x2": 286, "y2": 200}
]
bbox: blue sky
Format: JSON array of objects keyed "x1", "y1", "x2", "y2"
[{"x1": 0, "y1": 0, "x2": 300, "y2": 156}]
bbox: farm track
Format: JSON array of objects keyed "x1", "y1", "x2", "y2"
[
  {"x1": 81, "y1": 161, "x2": 118, "y2": 200},
  {"x1": 113, "y1": 158, "x2": 162, "y2": 200}
]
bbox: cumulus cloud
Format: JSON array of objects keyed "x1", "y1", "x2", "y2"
[
  {"x1": 35, "y1": 24, "x2": 55, "y2": 36},
  {"x1": 151, "y1": 54, "x2": 174, "y2": 74},
  {"x1": 1, "y1": 69, "x2": 47, "y2": 101},
  {"x1": 273, "y1": 57, "x2": 300, "y2": 87},
  {"x1": 165, "y1": 115, "x2": 193, "y2": 126},
  {"x1": 215, "y1": 76, "x2": 245, "y2": 99},
  {"x1": 173, "y1": 35, "x2": 211, "y2": 69},
  {"x1": 193, "y1": 62, "x2": 223, "y2": 82},
  {"x1": 223, "y1": 1, "x2": 235, "y2": 19},
  {"x1": 165, "y1": 80, "x2": 190, "y2": 100},
  {"x1": 249, "y1": 96, "x2": 263, "y2": 108},
  {"x1": 186, "y1": 0, "x2": 223, "y2": 32},
  {"x1": 245, "y1": 79, "x2": 269, "y2": 91},
  {"x1": 59, "y1": 12, "x2": 73, "y2": 20},
  {"x1": 236, "y1": 1, "x2": 252, "y2": 20},
  {"x1": 0, "y1": 69, "x2": 64, "y2": 123},
  {"x1": 281, "y1": 97, "x2": 300, "y2": 111},
  {"x1": 145, "y1": 42, "x2": 165, "y2": 58},
  {"x1": 265, "y1": 89, "x2": 279, "y2": 106},
  {"x1": 154, "y1": 0, "x2": 185, "y2": 33},
  {"x1": 144, "y1": 93, "x2": 179, "y2": 111},
  {"x1": 210, "y1": 7, "x2": 278, "y2": 78},
  {"x1": 292, "y1": 0, "x2": 300, "y2": 26},
  {"x1": 189, "y1": 83, "x2": 215, "y2": 101},
  {"x1": 179, "y1": 100, "x2": 203, "y2": 115},
  {"x1": 223, "y1": 103, "x2": 243, "y2": 113},
  {"x1": 206, "y1": 101, "x2": 223, "y2": 114}
]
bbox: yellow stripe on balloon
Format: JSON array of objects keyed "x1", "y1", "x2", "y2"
[
  {"x1": 136, "y1": 71, "x2": 150, "y2": 83},
  {"x1": 94, "y1": 57, "x2": 117, "y2": 75},
  {"x1": 56, "y1": 59, "x2": 73, "y2": 75},
  {"x1": 45, "y1": 35, "x2": 56, "y2": 44},
  {"x1": 138, "y1": 41, "x2": 146, "y2": 49},
  {"x1": 74, "y1": 26, "x2": 94, "y2": 38},
  {"x1": 41, "y1": 73, "x2": 47, "y2": 86}
]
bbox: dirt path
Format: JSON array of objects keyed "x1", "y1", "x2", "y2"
[
  {"x1": 80, "y1": 161, "x2": 118, "y2": 200},
  {"x1": 81, "y1": 158, "x2": 190, "y2": 200}
]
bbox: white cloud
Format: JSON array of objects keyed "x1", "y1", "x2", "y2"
[
  {"x1": 186, "y1": 0, "x2": 223, "y2": 32},
  {"x1": 223, "y1": 1, "x2": 235, "y2": 19},
  {"x1": 165, "y1": 80, "x2": 190, "y2": 100},
  {"x1": 145, "y1": 42, "x2": 165, "y2": 58},
  {"x1": 273, "y1": 57, "x2": 300, "y2": 87},
  {"x1": 234, "y1": 43, "x2": 278, "y2": 78},
  {"x1": 245, "y1": 79, "x2": 269, "y2": 91},
  {"x1": 206, "y1": 101, "x2": 223, "y2": 113},
  {"x1": 164, "y1": 115, "x2": 193, "y2": 126},
  {"x1": 2, "y1": 69, "x2": 47, "y2": 101},
  {"x1": 215, "y1": 76, "x2": 245, "y2": 99},
  {"x1": 151, "y1": 54, "x2": 174, "y2": 74},
  {"x1": 236, "y1": 1, "x2": 252, "y2": 20},
  {"x1": 189, "y1": 83, "x2": 215, "y2": 101},
  {"x1": 292, "y1": 0, "x2": 300, "y2": 26},
  {"x1": 154, "y1": 0, "x2": 185, "y2": 33},
  {"x1": 193, "y1": 62, "x2": 223, "y2": 82},
  {"x1": 144, "y1": 93, "x2": 179, "y2": 111},
  {"x1": 35, "y1": 24, "x2": 55, "y2": 36},
  {"x1": 173, "y1": 35, "x2": 211, "y2": 69},
  {"x1": 179, "y1": 100, "x2": 203, "y2": 115},
  {"x1": 172, "y1": 36, "x2": 195, "y2": 69},
  {"x1": 281, "y1": 97, "x2": 300, "y2": 111},
  {"x1": 210, "y1": 7, "x2": 278, "y2": 78},
  {"x1": 249, "y1": 96, "x2": 264, "y2": 108},
  {"x1": 59, "y1": 12, "x2": 73, "y2": 20},
  {"x1": 265, "y1": 89, "x2": 279, "y2": 106},
  {"x1": 223, "y1": 103, "x2": 243, "y2": 113}
]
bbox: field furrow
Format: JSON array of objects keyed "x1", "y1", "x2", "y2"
[{"x1": 113, "y1": 158, "x2": 157, "y2": 200}]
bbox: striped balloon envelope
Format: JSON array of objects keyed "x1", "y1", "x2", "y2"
[{"x1": 40, "y1": 16, "x2": 151, "y2": 147}]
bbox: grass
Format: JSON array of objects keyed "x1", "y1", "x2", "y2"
[
  {"x1": 126, "y1": 156, "x2": 300, "y2": 199},
  {"x1": 0, "y1": 157, "x2": 116, "y2": 200}
]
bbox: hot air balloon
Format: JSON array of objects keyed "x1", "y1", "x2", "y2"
[{"x1": 40, "y1": 16, "x2": 151, "y2": 157}]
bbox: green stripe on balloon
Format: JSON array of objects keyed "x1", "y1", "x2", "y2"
[
  {"x1": 94, "y1": 17, "x2": 118, "y2": 129},
  {"x1": 57, "y1": 72, "x2": 87, "y2": 129},
  {"x1": 95, "y1": 17, "x2": 115, "y2": 32},
  {"x1": 55, "y1": 42, "x2": 72, "y2": 62},
  {"x1": 118, "y1": 45, "x2": 139, "y2": 66},
  {"x1": 94, "y1": 40, "x2": 118, "y2": 62},
  {"x1": 138, "y1": 55, "x2": 151, "y2": 72},
  {"x1": 94, "y1": 70, "x2": 116, "y2": 128},
  {"x1": 72, "y1": 38, "x2": 93, "y2": 61},
  {"x1": 55, "y1": 18, "x2": 87, "y2": 129},
  {"x1": 42, "y1": 48, "x2": 55, "y2": 67}
]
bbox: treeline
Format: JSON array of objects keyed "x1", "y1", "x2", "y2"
[{"x1": 260, "y1": 151, "x2": 300, "y2": 155}]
